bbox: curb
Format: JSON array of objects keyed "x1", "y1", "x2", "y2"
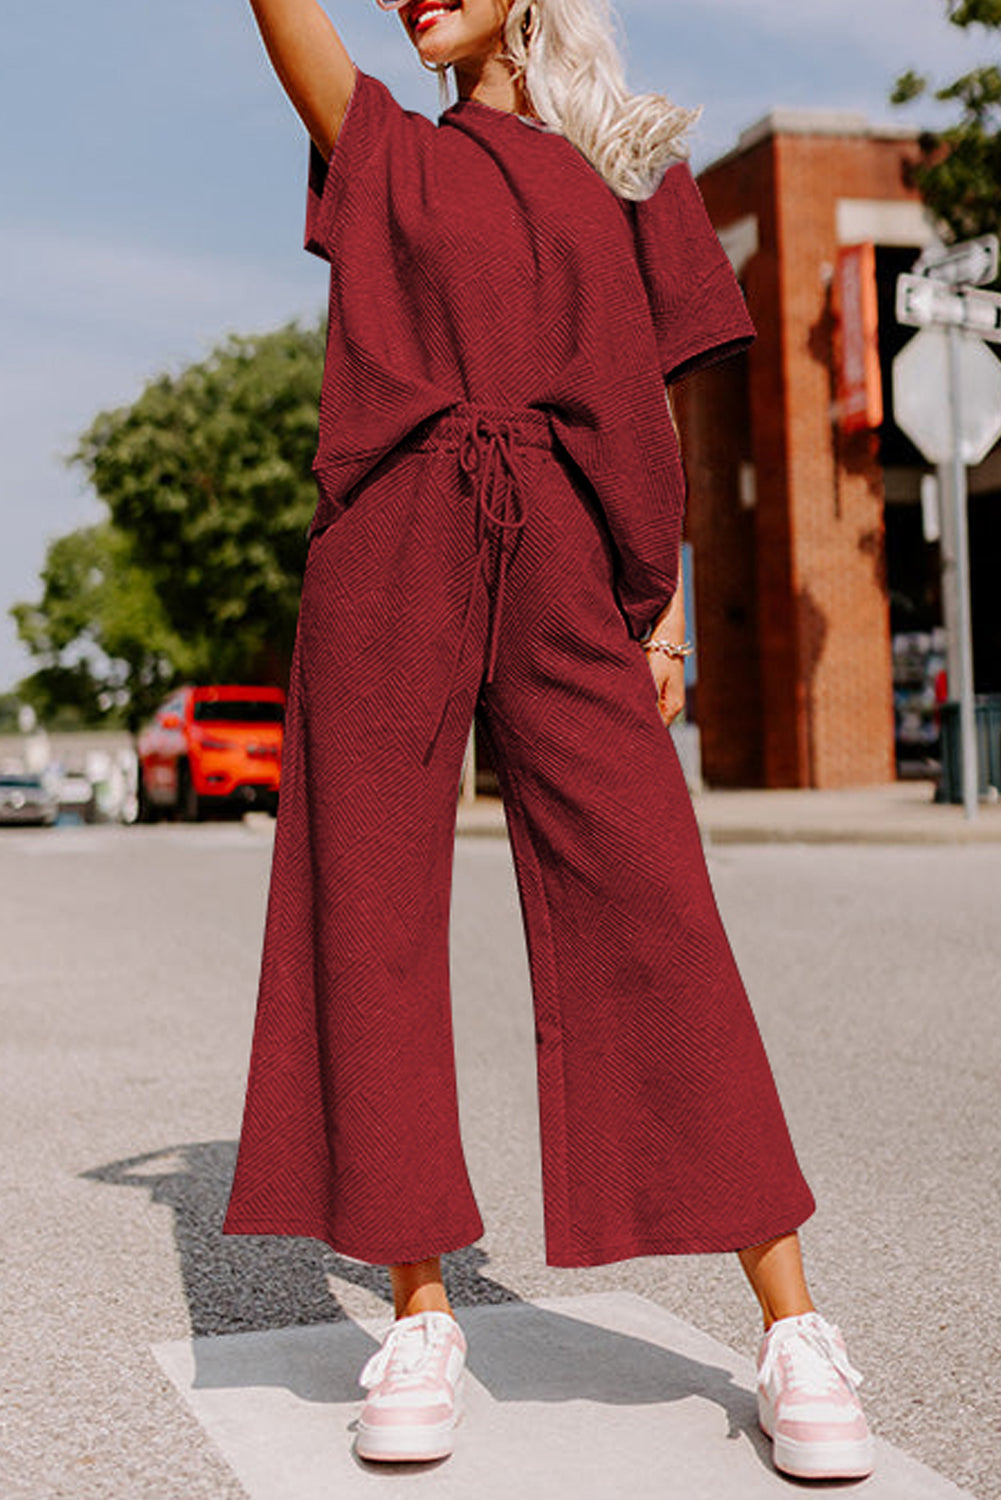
[{"x1": 454, "y1": 791, "x2": 1001, "y2": 846}]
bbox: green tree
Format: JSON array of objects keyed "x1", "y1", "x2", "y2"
[
  {"x1": 12, "y1": 523, "x2": 197, "y2": 730},
  {"x1": 0, "y1": 694, "x2": 23, "y2": 734},
  {"x1": 13, "y1": 319, "x2": 325, "y2": 727},
  {"x1": 891, "y1": 0, "x2": 1001, "y2": 254},
  {"x1": 73, "y1": 319, "x2": 325, "y2": 684}
]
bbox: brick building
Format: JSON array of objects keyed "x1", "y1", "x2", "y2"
[{"x1": 676, "y1": 110, "x2": 1001, "y2": 789}]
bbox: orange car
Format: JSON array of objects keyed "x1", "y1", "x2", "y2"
[{"x1": 136, "y1": 685, "x2": 285, "y2": 822}]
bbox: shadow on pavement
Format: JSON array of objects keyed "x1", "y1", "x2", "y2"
[
  {"x1": 82, "y1": 1140, "x2": 520, "y2": 1337},
  {"x1": 171, "y1": 1299, "x2": 765, "y2": 1465},
  {"x1": 83, "y1": 1141, "x2": 768, "y2": 1467}
]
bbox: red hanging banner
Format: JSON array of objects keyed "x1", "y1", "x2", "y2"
[{"x1": 834, "y1": 243, "x2": 883, "y2": 433}]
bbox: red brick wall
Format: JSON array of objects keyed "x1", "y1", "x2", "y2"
[
  {"x1": 680, "y1": 353, "x2": 762, "y2": 786},
  {"x1": 683, "y1": 128, "x2": 922, "y2": 787}
]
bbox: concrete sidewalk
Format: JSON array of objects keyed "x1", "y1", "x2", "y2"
[
  {"x1": 455, "y1": 779, "x2": 1001, "y2": 844},
  {"x1": 154, "y1": 1293, "x2": 973, "y2": 1500}
]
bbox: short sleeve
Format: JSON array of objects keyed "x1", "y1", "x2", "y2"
[
  {"x1": 630, "y1": 162, "x2": 755, "y2": 384},
  {"x1": 305, "y1": 68, "x2": 421, "y2": 262}
]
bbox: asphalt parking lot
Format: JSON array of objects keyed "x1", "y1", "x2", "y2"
[{"x1": 0, "y1": 821, "x2": 998, "y2": 1498}]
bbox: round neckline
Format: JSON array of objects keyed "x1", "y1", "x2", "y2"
[{"x1": 443, "y1": 96, "x2": 552, "y2": 132}]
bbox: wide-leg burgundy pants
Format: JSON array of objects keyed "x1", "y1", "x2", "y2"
[{"x1": 223, "y1": 402, "x2": 815, "y2": 1268}]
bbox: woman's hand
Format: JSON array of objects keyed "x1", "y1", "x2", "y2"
[
  {"x1": 643, "y1": 572, "x2": 688, "y2": 729},
  {"x1": 649, "y1": 651, "x2": 686, "y2": 728}
]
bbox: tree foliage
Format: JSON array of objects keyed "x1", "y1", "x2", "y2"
[
  {"x1": 12, "y1": 320, "x2": 325, "y2": 727},
  {"x1": 73, "y1": 319, "x2": 325, "y2": 679},
  {"x1": 891, "y1": 0, "x2": 1001, "y2": 253},
  {"x1": 0, "y1": 694, "x2": 23, "y2": 734},
  {"x1": 12, "y1": 523, "x2": 197, "y2": 731}
]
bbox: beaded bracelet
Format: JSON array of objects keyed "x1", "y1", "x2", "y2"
[{"x1": 642, "y1": 638, "x2": 695, "y2": 659}]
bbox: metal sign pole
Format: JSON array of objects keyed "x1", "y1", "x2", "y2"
[
  {"x1": 893, "y1": 235, "x2": 1001, "y2": 816},
  {"x1": 935, "y1": 461, "x2": 962, "y2": 698},
  {"x1": 945, "y1": 323, "x2": 979, "y2": 821}
]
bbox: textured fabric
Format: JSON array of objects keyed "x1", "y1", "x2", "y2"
[
  {"x1": 302, "y1": 67, "x2": 755, "y2": 639},
  {"x1": 223, "y1": 404, "x2": 815, "y2": 1267}
]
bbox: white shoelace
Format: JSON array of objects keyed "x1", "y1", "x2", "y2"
[
  {"x1": 759, "y1": 1315, "x2": 864, "y2": 1399},
  {"x1": 359, "y1": 1315, "x2": 454, "y2": 1390}
]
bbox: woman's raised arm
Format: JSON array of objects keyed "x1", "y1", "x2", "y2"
[{"x1": 248, "y1": 0, "x2": 356, "y2": 160}]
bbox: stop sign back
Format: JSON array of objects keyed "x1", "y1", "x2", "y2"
[{"x1": 892, "y1": 327, "x2": 1001, "y2": 466}]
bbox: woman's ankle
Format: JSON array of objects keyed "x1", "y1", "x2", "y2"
[
  {"x1": 737, "y1": 1233, "x2": 816, "y2": 1330},
  {"x1": 394, "y1": 1288, "x2": 454, "y2": 1320},
  {"x1": 389, "y1": 1257, "x2": 453, "y2": 1320}
]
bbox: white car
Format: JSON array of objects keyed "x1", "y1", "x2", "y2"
[
  {"x1": 0, "y1": 774, "x2": 59, "y2": 827},
  {"x1": 57, "y1": 773, "x2": 98, "y2": 824}
]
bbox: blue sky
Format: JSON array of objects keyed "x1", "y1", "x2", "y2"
[{"x1": 0, "y1": 0, "x2": 991, "y2": 690}]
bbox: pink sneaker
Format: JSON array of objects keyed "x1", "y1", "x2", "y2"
[
  {"x1": 355, "y1": 1310, "x2": 466, "y2": 1462},
  {"x1": 756, "y1": 1312, "x2": 875, "y2": 1480}
]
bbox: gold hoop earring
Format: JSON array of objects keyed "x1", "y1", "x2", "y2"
[{"x1": 419, "y1": 55, "x2": 448, "y2": 74}]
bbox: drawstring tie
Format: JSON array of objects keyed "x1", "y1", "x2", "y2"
[{"x1": 423, "y1": 415, "x2": 529, "y2": 763}]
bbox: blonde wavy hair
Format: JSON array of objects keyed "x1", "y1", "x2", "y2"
[{"x1": 430, "y1": 0, "x2": 699, "y2": 201}]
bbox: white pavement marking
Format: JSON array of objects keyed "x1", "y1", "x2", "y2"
[{"x1": 152, "y1": 1291, "x2": 973, "y2": 1499}]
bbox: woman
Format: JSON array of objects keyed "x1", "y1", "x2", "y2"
[{"x1": 224, "y1": 0, "x2": 874, "y2": 1481}]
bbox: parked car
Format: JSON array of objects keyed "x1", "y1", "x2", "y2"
[
  {"x1": 57, "y1": 771, "x2": 98, "y2": 824},
  {"x1": 135, "y1": 685, "x2": 285, "y2": 822},
  {"x1": 0, "y1": 773, "x2": 59, "y2": 827}
]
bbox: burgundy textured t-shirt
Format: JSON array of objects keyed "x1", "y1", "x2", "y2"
[{"x1": 304, "y1": 67, "x2": 754, "y2": 636}]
